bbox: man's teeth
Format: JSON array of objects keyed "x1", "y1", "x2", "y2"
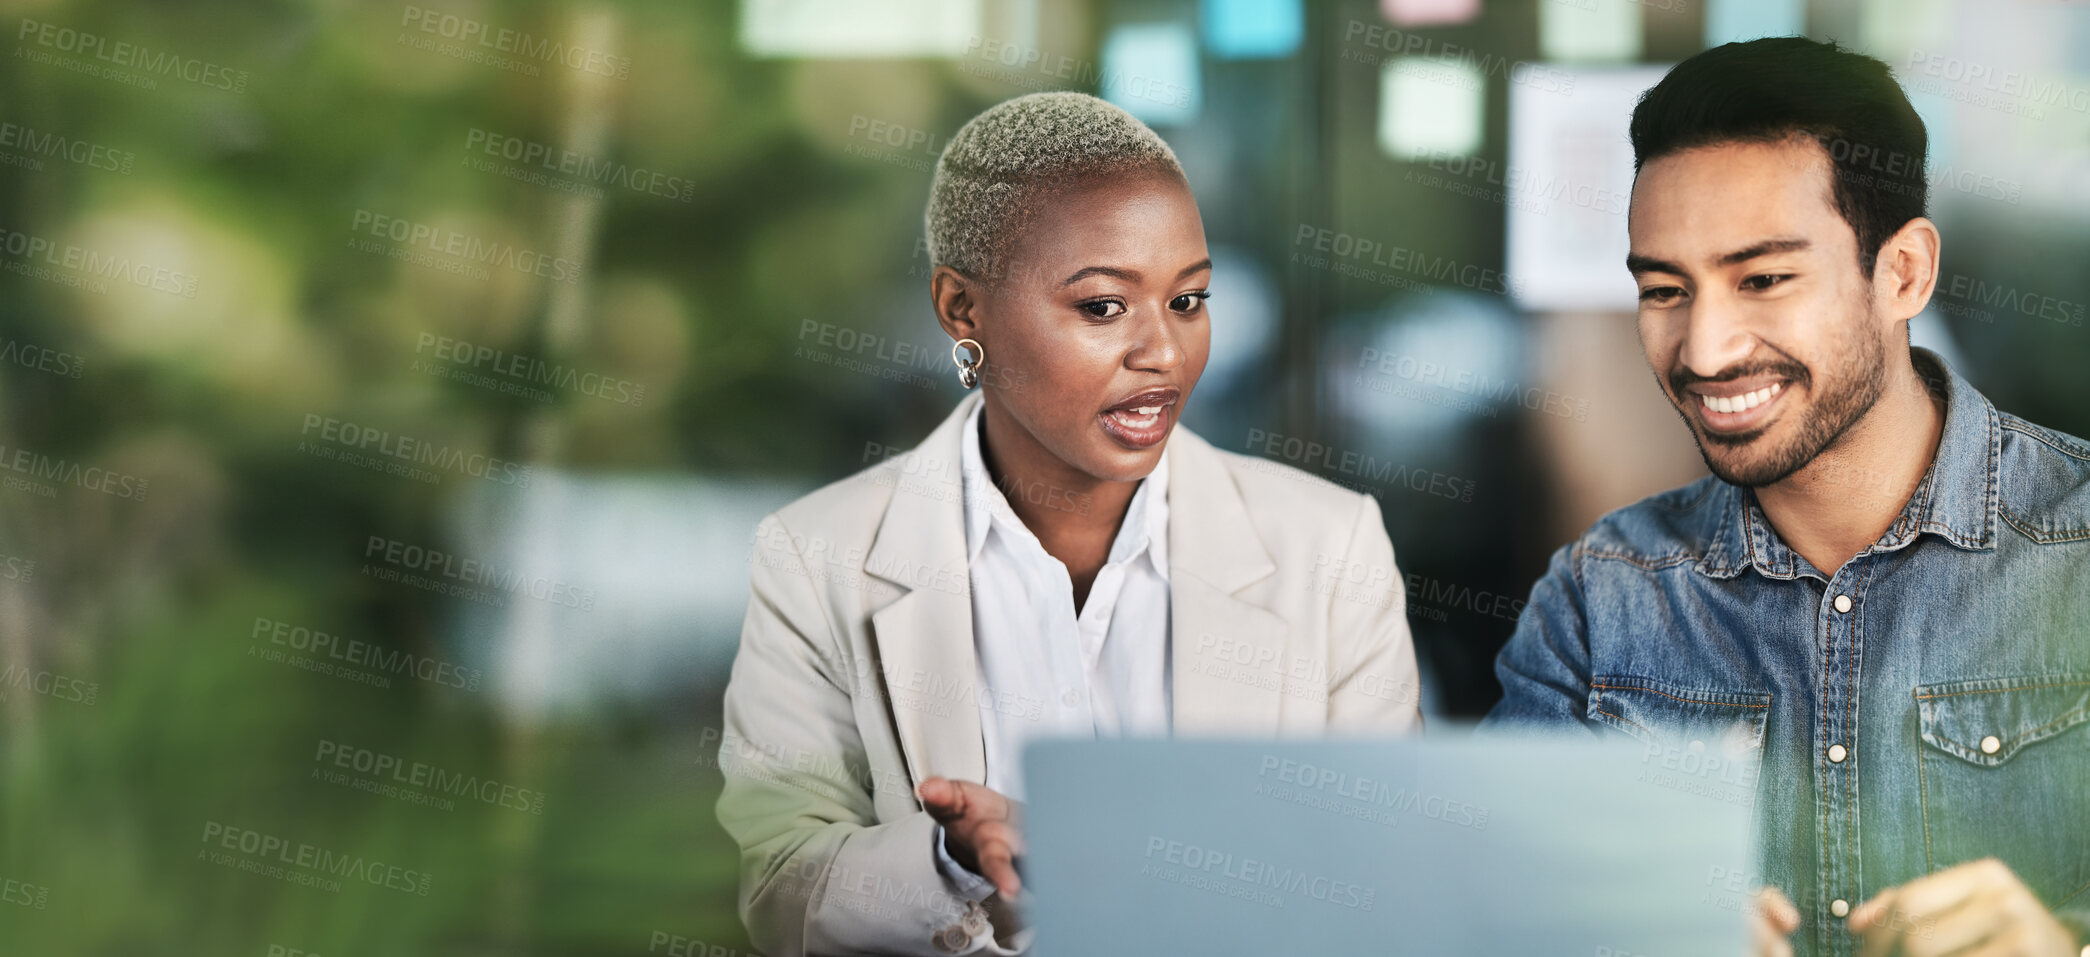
[{"x1": 1698, "y1": 381, "x2": 1782, "y2": 414}]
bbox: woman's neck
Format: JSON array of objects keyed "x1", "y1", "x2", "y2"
[{"x1": 978, "y1": 401, "x2": 1143, "y2": 610}]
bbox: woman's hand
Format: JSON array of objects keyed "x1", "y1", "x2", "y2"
[{"x1": 918, "y1": 777, "x2": 1025, "y2": 898}]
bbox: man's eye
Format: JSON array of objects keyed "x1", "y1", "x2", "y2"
[
  {"x1": 1742, "y1": 274, "x2": 1792, "y2": 292},
  {"x1": 1170, "y1": 292, "x2": 1209, "y2": 313},
  {"x1": 1639, "y1": 286, "x2": 1684, "y2": 303},
  {"x1": 1080, "y1": 299, "x2": 1126, "y2": 319}
]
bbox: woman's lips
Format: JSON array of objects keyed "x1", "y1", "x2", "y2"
[
  {"x1": 1692, "y1": 380, "x2": 1787, "y2": 434},
  {"x1": 1098, "y1": 389, "x2": 1178, "y2": 449}
]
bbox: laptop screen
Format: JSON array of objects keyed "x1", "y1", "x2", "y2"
[{"x1": 1022, "y1": 734, "x2": 1752, "y2": 955}]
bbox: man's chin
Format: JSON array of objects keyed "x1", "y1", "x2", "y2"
[
  {"x1": 1694, "y1": 427, "x2": 1807, "y2": 488},
  {"x1": 1699, "y1": 446, "x2": 1804, "y2": 488}
]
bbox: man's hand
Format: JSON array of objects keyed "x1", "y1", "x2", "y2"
[
  {"x1": 918, "y1": 777, "x2": 1024, "y2": 898},
  {"x1": 1751, "y1": 886, "x2": 1801, "y2": 957},
  {"x1": 1850, "y1": 858, "x2": 2077, "y2": 957}
]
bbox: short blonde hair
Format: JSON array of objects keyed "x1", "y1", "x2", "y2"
[{"x1": 925, "y1": 91, "x2": 1183, "y2": 282}]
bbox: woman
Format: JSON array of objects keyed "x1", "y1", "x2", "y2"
[{"x1": 718, "y1": 92, "x2": 1421, "y2": 956}]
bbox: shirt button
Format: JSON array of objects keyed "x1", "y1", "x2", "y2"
[
  {"x1": 1830, "y1": 898, "x2": 1850, "y2": 918},
  {"x1": 1980, "y1": 735, "x2": 2001, "y2": 755},
  {"x1": 1827, "y1": 743, "x2": 1848, "y2": 763},
  {"x1": 1061, "y1": 689, "x2": 1083, "y2": 707},
  {"x1": 1833, "y1": 594, "x2": 1853, "y2": 613}
]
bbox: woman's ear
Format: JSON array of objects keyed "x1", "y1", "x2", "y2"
[{"x1": 931, "y1": 265, "x2": 980, "y2": 344}]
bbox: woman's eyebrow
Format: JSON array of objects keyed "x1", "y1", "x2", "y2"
[
  {"x1": 1059, "y1": 258, "x2": 1213, "y2": 286},
  {"x1": 1060, "y1": 265, "x2": 1140, "y2": 285}
]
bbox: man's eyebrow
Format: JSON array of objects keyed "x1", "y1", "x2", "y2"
[
  {"x1": 1625, "y1": 253, "x2": 1683, "y2": 276},
  {"x1": 1716, "y1": 237, "x2": 1810, "y2": 266},
  {"x1": 1625, "y1": 238, "x2": 1813, "y2": 276},
  {"x1": 1061, "y1": 265, "x2": 1141, "y2": 285}
]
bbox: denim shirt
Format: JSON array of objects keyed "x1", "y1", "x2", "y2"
[{"x1": 1485, "y1": 350, "x2": 2090, "y2": 956}]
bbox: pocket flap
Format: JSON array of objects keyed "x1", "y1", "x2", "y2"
[
  {"x1": 1915, "y1": 674, "x2": 2090, "y2": 766},
  {"x1": 1587, "y1": 674, "x2": 1772, "y2": 747}
]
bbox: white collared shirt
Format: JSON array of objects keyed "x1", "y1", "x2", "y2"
[
  {"x1": 958, "y1": 400, "x2": 1173, "y2": 800},
  {"x1": 931, "y1": 401, "x2": 1173, "y2": 925}
]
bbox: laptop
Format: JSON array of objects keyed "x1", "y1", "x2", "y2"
[{"x1": 1022, "y1": 734, "x2": 1753, "y2": 955}]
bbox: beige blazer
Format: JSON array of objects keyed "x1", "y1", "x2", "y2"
[{"x1": 717, "y1": 393, "x2": 1421, "y2": 956}]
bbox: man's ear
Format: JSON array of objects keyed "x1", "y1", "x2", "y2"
[
  {"x1": 931, "y1": 265, "x2": 980, "y2": 345},
  {"x1": 1874, "y1": 216, "x2": 1941, "y2": 325}
]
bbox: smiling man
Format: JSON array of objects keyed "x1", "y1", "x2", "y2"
[{"x1": 1485, "y1": 38, "x2": 2090, "y2": 957}]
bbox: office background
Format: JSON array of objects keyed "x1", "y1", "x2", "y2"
[{"x1": 2, "y1": 0, "x2": 2085, "y2": 952}]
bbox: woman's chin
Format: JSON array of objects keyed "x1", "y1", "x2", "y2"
[{"x1": 1074, "y1": 440, "x2": 1168, "y2": 484}]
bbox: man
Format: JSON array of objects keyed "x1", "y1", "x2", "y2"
[{"x1": 1487, "y1": 37, "x2": 2089, "y2": 957}]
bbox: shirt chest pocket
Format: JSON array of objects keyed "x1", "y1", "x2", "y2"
[
  {"x1": 1587, "y1": 675, "x2": 1772, "y2": 810},
  {"x1": 1915, "y1": 674, "x2": 2090, "y2": 907}
]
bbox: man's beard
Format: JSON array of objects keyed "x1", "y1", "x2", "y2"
[{"x1": 1668, "y1": 326, "x2": 1887, "y2": 489}]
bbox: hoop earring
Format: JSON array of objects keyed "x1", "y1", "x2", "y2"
[{"x1": 952, "y1": 338, "x2": 984, "y2": 389}]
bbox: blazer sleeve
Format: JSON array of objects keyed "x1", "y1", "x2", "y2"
[
  {"x1": 716, "y1": 514, "x2": 989, "y2": 956},
  {"x1": 1322, "y1": 493, "x2": 1425, "y2": 732},
  {"x1": 1481, "y1": 542, "x2": 1597, "y2": 731}
]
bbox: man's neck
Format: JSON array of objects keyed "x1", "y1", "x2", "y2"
[{"x1": 1754, "y1": 363, "x2": 1946, "y2": 576}]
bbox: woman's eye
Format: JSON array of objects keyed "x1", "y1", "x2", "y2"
[
  {"x1": 1742, "y1": 274, "x2": 1791, "y2": 292},
  {"x1": 1081, "y1": 299, "x2": 1126, "y2": 319},
  {"x1": 1638, "y1": 286, "x2": 1684, "y2": 304},
  {"x1": 1170, "y1": 292, "x2": 1209, "y2": 313}
]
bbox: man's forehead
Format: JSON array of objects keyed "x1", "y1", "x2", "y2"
[{"x1": 1628, "y1": 139, "x2": 1846, "y2": 265}]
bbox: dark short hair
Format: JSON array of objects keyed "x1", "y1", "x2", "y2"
[{"x1": 1629, "y1": 37, "x2": 1928, "y2": 276}]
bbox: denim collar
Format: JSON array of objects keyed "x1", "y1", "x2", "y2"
[{"x1": 1696, "y1": 348, "x2": 2000, "y2": 581}]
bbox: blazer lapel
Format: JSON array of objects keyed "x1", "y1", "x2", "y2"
[
  {"x1": 866, "y1": 394, "x2": 988, "y2": 789},
  {"x1": 1165, "y1": 429, "x2": 1290, "y2": 735}
]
